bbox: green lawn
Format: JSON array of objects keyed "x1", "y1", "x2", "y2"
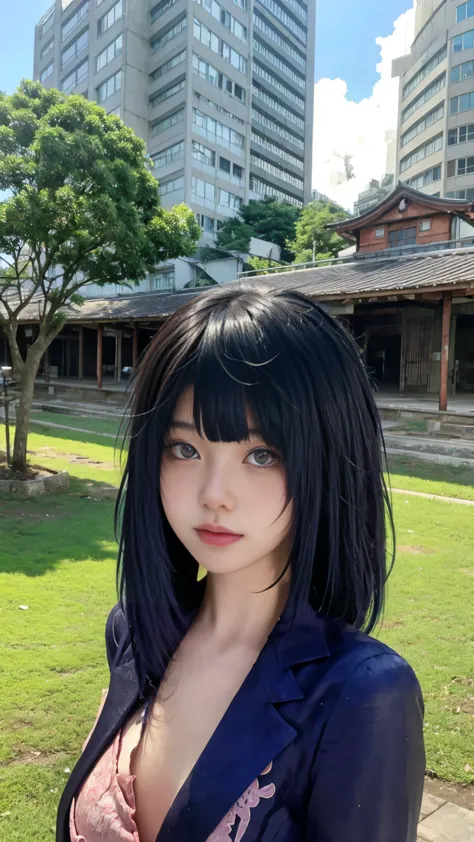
[{"x1": 0, "y1": 423, "x2": 473, "y2": 840}]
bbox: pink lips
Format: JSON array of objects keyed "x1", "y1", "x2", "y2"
[{"x1": 195, "y1": 524, "x2": 243, "y2": 547}]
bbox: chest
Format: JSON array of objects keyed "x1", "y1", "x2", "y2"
[{"x1": 117, "y1": 648, "x2": 260, "y2": 842}]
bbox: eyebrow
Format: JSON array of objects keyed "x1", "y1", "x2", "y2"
[{"x1": 170, "y1": 420, "x2": 261, "y2": 436}]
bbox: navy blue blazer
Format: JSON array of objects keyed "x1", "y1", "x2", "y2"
[{"x1": 56, "y1": 599, "x2": 425, "y2": 842}]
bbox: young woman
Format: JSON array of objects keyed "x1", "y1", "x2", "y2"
[{"x1": 57, "y1": 283, "x2": 425, "y2": 842}]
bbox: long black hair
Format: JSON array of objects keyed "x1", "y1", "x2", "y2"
[{"x1": 115, "y1": 282, "x2": 394, "y2": 699}]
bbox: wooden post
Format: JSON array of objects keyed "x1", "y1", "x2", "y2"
[
  {"x1": 97, "y1": 324, "x2": 103, "y2": 389},
  {"x1": 116, "y1": 330, "x2": 122, "y2": 382},
  {"x1": 439, "y1": 292, "x2": 452, "y2": 412},
  {"x1": 78, "y1": 326, "x2": 84, "y2": 380},
  {"x1": 132, "y1": 325, "x2": 139, "y2": 369}
]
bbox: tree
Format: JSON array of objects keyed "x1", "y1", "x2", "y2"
[
  {"x1": 213, "y1": 198, "x2": 300, "y2": 263},
  {"x1": 289, "y1": 201, "x2": 350, "y2": 264},
  {"x1": 0, "y1": 81, "x2": 200, "y2": 471}
]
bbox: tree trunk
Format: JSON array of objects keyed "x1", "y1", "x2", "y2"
[{"x1": 12, "y1": 358, "x2": 41, "y2": 472}]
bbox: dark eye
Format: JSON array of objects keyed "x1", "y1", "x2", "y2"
[
  {"x1": 246, "y1": 449, "x2": 278, "y2": 467},
  {"x1": 170, "y1": 443, "x2": 199, "y2": 460}
]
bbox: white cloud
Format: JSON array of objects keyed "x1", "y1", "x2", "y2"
[{"x1": 312, "y1": 7, "x2": 415, "y2": 211}]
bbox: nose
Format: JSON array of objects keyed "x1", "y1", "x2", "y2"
[{"x1": 198, "y1": 460, "x2": 235, "y2": 513}]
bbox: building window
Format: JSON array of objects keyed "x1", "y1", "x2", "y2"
[
  {"x1": 98, "y1": 0, "x2": 123, "y2": 36},
  {"x1": 401, "y1": 73, "x2": 445, "y2": 124},
  {"x1": 252, "y1": 38, "x2": 305, "y2": 89},
  {"x1": 192, "y1": 55, "x2": 246, "y2": 102},
  {"x1": 151, "y1": 140, "x2": 184, "y2": 168},
  {"x1": 457, "y1": 1, "x2": 474, "y2": 24},
  {"x1": 406, "y1": 165, "x2": 442, "y2": 190},
  {"x1": 447, "y1": 156, "x2": 474, "y2": 176},
  {"x1": 192, "y1": 176, "x2": 216, "y2": 203},
  {"x1": 251, "y1": 130, "x2": 304, "y2": 169},
  {"x1": 192, "y1": 108, "x2": 245, "y2": 151},
  {"x1": 62, "y1": 1, "x2": 89, "y2": 41},
  {"x1": 249, "y1": 176, "x2": 302, "y2": 206},
  {"x1": 96, "y1": 33, "x2": 122, "y2": 71},
  {"x1": 149, "y1": 76, "x2": 186, "y2": 107},
  {"x1": 41, "y1": 39, "x2": 54, "y2": 58},
  {"x1": 159, "y1": 175, "x2": 185, "y2": 195},
  {"x1": 252, "y1": 84, "x2": 304, "y2": 129},
  {"x1": 192, "y1": 141, "x2": 216, "y2": 166},
  {"x1": 253, "y1": 12, "x2": 305, "y2": 68},
  {"x1": 151, "y1": 269, "x2": 175, "y2": 289},
  {"x1": 388, "y1": 227, "x2": 417, "y2": 247},
  {"x1": 250, "y1": 153, "x2": 304, "y2": 189},
  {"x1": 446, "y1": 187, "x2": 474, "y2": 200},
  {"x1": 400, "y1": 103, "x2": 444, "y2": 147},
  {"x1": 217, "y1": 188, "x2": 242, "y2": 210},
  {"x1": 194, "y1": 0, "x2": 248, "y2": 42},
  {"x1": 219, "y1": 156, "x2": 231, "y2": 173},
  {"x1": 40, "y1": 7, "x2": 55, "y2": 37},
  {"x1": 233, "y1": 163, "x2": 243, "y2": 179},
  {"x1": 252, "y1": 62, "x2": 305, "y2": 109},
  {"x1": 40, "y1": 62, "x2": 54, "y2": 82},
  {"x1": 150, "y1": 0, "x2": 177, "y2": 22},
  {"x1": 399, "y1": 133, "x2": 443, "y2": 174},
  {"x1": 151, "y1": 107, "x2": 185, "y2": 135},
  {"x1": 256, "y1": 0, "x2": 307, "y2": 43},
  {"x1": 198, "y1": 94, "x2": 245, "y2": 125},
  {"x1": 252, "y1": 108, "x2": 304, "y2": 150},
  {"x1": 61, "y1": 59, "x2": 88, "y2": 92},
  {"x1": 375, "y1": 227, "x2": 385, "y2": 238},
  {"x1": 196, "y1": 213, "x2": 216, "y2": 233},
  {"x1": 402, "y1": 46, "x2": 447, "y2": 100},
  {"x1": 61, "y1": 30, "x2": 88, "y2": 69},
  {"x1": 150, "y1": 49, "x2": 186, "y2": 80},
  {"x1": 151, "y1": 16, "x2": 187, "y2": 50},
  {"x1": 451, "y1": 60, "x2": 474, "y2": 84},
  {"x1": 448, "y1": 123, "x2": 474, "y2": 145},
  {"x1": 193, "y1": 19, "x2": 247, "y2": 74},
  {"x1": 453, "y1": 28, "x2": 474, "y2": 53},
  {"x1": 420, "y1": 219, "x2": 432, "y2": 232},
  {"x1": 97, "y1": 69, "x2": 121, "y2": 101},
  {"x1": 450, "y1": 90, "x2": 474, "y2": 114}
]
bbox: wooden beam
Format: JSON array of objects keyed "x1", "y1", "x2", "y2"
[
  {"x1": 78, "y1": 326, "x2": 84, "y2": 380},
  {"x1": 133, "y1": 326, "x2": 139, "y2": 368},
  {"x1": 439, "y1": 292, "x2": 452, "y2": 412},
  {"x1": 97, "y1": 324, "x2": 103, "y2": 390}
]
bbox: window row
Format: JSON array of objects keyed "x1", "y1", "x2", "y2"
[
  {"x1": 62, "y1": 1, "x2": 89, "y2": 41},
  {"x1": 249, "y1": 176, "x2": 302, "y2": 206},
  {"x1": 97, "y1": 68, "x2": 121, "y2": 102},
  {"x1": 451, "y1": 59, "x2": 474, "y2": 84},
  {"x1": 194, "y1": 0, "x2": 247, "y2": 43},
  {"x1": 447, "y1": 156, "x2": 474, "y2": 176},
  {"x1": 62, "y1": 30, "x2": 88, "y2": 69},
  {"x1": 400, "y1": 102, "x2": 444, "y2": 147},
  {"x1": 191, "y1": 177, "x2": 243, "y2": 210},
  {"x1": 151, "y1": 0, "x2": 178, "y2": 24},
  {"x1": 401, "y1": 73, "x2": 445, "y2": 124},
  {"x1": 453, "y1": 28, "x2": 474, "y2": 54},
  {"x1": 151, "y1": 269, "x2": 175, "y2": 290},
  {"x1": 98, "y1": 0, "x2": 123, "y2": 36},
  {"x1": 150, "y1": 76, "x2": 186, "y2": 107},
  {"x1": 446, "y1": 187, "x2": 474, "y2": 200},
  {"x1": 192, "y1": 141, "x2": 243, "y2": 178},
  {"x1": 196, "y1": 213, "x2": 217, "y2": 234},
  {"x1": 256, "y1": 0, "x2": 306, "y2": 42},
  {"x1": 97, "y1": 34, "x2": 122, "y2": 72},
  {"x1": 269, "y1": 0, "x2": 306, "y2": 23},
  {"x1": 251, "y1": 107, "x2": 304, "y2": 149},
  {"x1": 40, "y1": 62, "x2": 54, "y2": 83},
  {"x1": 159, "y1": 175, "x2": 184, "y2": 196},
  {"x1": 253, "y1": 12, "x2": 305, "y2": 68},
  {"x1": 253, "y1": 38, "x2": 305, "y2": 89},
  {"x1": 151, "y1": 107, "x2": 185, "y2": 136},
  {"x1": 251, "y1": 131, "x2": 304, "y2": 169},
  {"x1": 252, "y1": 63, "x2": 304, "y2": 109},
  {"x1": 402, "y1": 45, "x2": 447, "y2": 100},
  {"x1": 151, "y1": 140, "x2": 185, "y2": 168},
  {"x1": 448, "y1": 123, "x2": 474, "y2": 145},
  {"x1": 406, "y1": 164, "x2": 441, "y2": 191},
  {"x1": 192, "y1": 54, "x2": 246, "y2": 102},
  {"x1": 41, "y1": 39, "x2": 54, "y2": 59},
  {"x1": 450, "y1": 89, "x2": 474, "y2": 114},
  {"x1": 152, "y1": 16, "x2": 187, "y2": 51},
  {"x1": 457, "y1": 1, "x2": 474, "y2": 23},
  {"x1": 197, "y1": 93, "x2": 245, "y2": 125},
  {"x1": 61, "y1": 59, "x2": 88, "y2": 92},
  {"x1": 193, "y1": 19, "x2": 247, "y2": 75},
  {"x1": 151, "y1": 49, "x2": 186, "y2": 81},
  {"x1": 250, "y1": 153, "x2": 303, "y2": 188},
  {"x1": 251, "y1": 84, "x2": 304, "y2": 129},
  {"x1": 193, "y1": 107, "x2": 245, "y2": 148},
  {"x1": 40, "y1": 7, "x2": 55, "y2": 37},
  {"x1": 399, "y1": 133, "x2": 443, "y2": 174}
]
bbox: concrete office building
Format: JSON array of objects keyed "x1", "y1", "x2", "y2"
[
  {"x1": 393, "y1": 0, "x2": 474, "y2": 213},
  {"x1": 33, "y1": 0, "x2": 315, "y2": 288}
]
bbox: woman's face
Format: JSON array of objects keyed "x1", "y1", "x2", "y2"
[{"x1": 160, "y1": 388, "x2": 293, "y2": 581}]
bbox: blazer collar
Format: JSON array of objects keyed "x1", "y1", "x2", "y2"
[{"x1": 57, "y1": 598, "x2": 331, "y2": 842}]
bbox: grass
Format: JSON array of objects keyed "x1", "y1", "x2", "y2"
[{"x1": 0, "y1": 422, "x2": 473, "y2": 840}]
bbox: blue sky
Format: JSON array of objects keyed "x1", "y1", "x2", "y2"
[{"x1": 0, "y1": 0, "x2": 411, "y2": 100}]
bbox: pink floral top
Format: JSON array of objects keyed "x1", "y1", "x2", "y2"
[{"x1": 69, "y1": 689, "x2": 276, "y2": 842}]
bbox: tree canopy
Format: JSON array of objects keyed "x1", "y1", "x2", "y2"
[
  {"x1": 289, "y1": 200, "x2": 350, "y2": 264},
  {"x1": 0, "y1": 80, "x2": 200, "y2": 470},
  {"x1": 214, "y1": 197, "x2": 301, "y2": 262}
]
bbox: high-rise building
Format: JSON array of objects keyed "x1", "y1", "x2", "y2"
[
  {"x1": 393, "y1": 0, "x2": 474, "y2": 204},
  {"x1": 33, "y1": 0, "x2": 315, "y2": 260}
]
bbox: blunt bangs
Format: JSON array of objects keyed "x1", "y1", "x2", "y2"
[{"x1": 115, "y1": 283, "x2": 394, "y2": 697}]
